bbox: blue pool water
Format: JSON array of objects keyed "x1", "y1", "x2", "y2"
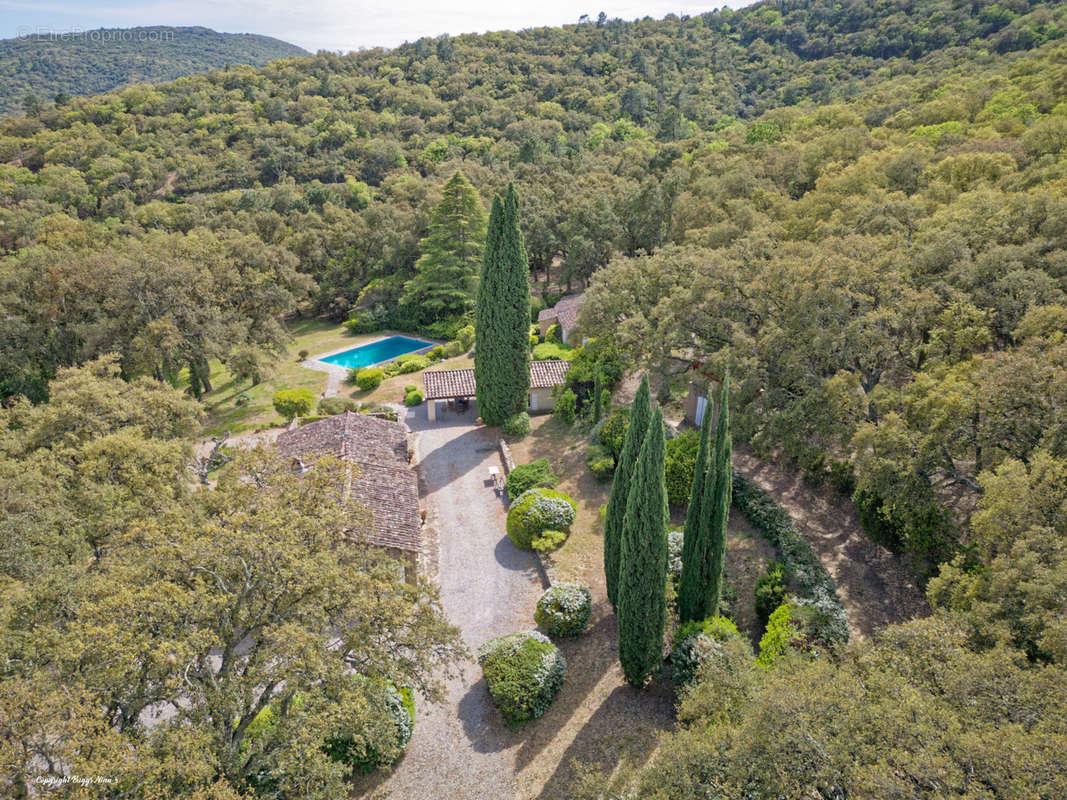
[{"x1": 320, "y1": 336, "x2": 432, "y2": 370}]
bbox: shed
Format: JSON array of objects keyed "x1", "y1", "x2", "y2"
[{"x1": 422, "y1": 360, "x2": 570, "y2": 421}]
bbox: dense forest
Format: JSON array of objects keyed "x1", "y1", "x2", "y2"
[
  {"x1": 2, "y1": 0, "x2": 1067, "y2": 796},
  {"x1": 0, "y1": 27, "x2": 307, "y2": 116}
]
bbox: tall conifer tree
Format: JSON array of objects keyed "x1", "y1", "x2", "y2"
[
  {"x1": 704, "y1": 376, "x2": 732, "y2": 618},
  {"x1": 617, "y1": 405, "x2": 669, "y2": 687},
  {"x1": 677, "y1": 392, "x2": 715, "y2": 623},
  {"x1": 474, "y1": 184, "x2": 531, "y2": 425},
  {"x1": 401, "y1": 171, "x2": 487, "y2": 324},
  {"x1": 604, "y1": 375, "x2": 651, "y2": 609}
]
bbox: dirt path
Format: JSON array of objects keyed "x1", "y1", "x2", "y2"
[
  {"x1": 360, "y1": 404, "x2": 547, "y2": 800},
  {"x1": 732, "y1": 445, "x2": 929, "y2": 641}
]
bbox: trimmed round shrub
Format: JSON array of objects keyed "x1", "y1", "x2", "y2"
[
  {"x1": 354, "y1": 367, "x2": 384, "y2": 391},
  {"x1": 297, "y1": 349, "x2": 310, "y2": 361},
  {"x1": 670, "y1": 616, "x2": 746, "y2": 685},
  {"x1": 404, "y1": 389, "x2": 424, "y2": 406},
  {"x1": 319, "y1": 396, "x2": 360, "y2": 415},
  {"x1": 272, "y1": 388, "x2": 314, "y2": 421},
  {"x1": 398, "y1": 355, "x2": 429, "y2": 374},
  {"x1": 403, "y1": 384, "x2": 417, "y2": 394},
  {"x1": 506, "y1": 458, "x2": 558, "y2": 501},
  {"x1": 502, "y1": 412, "x2": 531, "y2": 438},
  {"x1": 535, "y1": 583, "x2": 592, "y2": 637},
  {"x1": 477, "y1": 631, "x2": 566, "y2": 726},
  {"x1": 506, "y1": 488, "x2": 577, "y2": 550}
]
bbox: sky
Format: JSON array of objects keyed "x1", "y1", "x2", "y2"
[{"x1": 0, "y1": 1, "x2": 753, "y2": 53}]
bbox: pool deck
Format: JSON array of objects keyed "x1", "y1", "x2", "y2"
[{"x1": 302, "y1": 333, "x2": 441, "y2": 398}]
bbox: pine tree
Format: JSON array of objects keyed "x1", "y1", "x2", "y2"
[
  {"x1": 704, "y1": 376, "x2": 732, "y2": 618},
  {"x1": 604, "y1": 375, "x2": 651, "y2": 609},
  {"x1": 474, "y1": 184, "x2": 531, "y2": 425},
  {"x1": 677, "y1": 392, "x2": 714, "y2": 623},
  {"x1": 617, "y1": 405, "x2": 669, "y2": 687},
  {"x1": 401, "y1": 171, "x2": 487, "y2": 324}
]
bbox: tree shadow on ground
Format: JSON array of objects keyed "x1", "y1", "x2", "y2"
[
  {"x1": 414, "y1": 425, "x2": 501, "y2": 496},
  {"x1": 457, "y1": 674, "x2": 525, "y2": 754}
]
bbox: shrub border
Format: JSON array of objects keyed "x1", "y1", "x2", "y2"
[{"x1": 732, "y1": 473, "x2": 850, "y2": 646}]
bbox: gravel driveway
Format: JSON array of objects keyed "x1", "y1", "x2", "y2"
[{"x1": 361, "y1": 403, "x2": 547, "y2": 799}]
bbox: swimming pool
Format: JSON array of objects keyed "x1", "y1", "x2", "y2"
[{"x1": 319, "y1": 336, "x2": 433, "y2": 370}]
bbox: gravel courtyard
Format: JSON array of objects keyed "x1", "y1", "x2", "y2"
[{"x1": 360, "y1": 402, "x2": 548, "y2": 800}]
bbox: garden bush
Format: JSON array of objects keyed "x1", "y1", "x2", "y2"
[
  {"x1": 733, "y1": 474, "x2": 849, "y2": 647},
  {"x1": 323, "y1": 682, "x2": 415, "y2": 774},
  {"x1": 757, "y1": 601, "x2": 800, "y2": 666},
  {"x1": 664, "y1": 429, "x2": 700, "y2": 507},
  {"x1": 585, "y1": 444, "x2": 615, "y2": 481},
  {"x1": 502, "y1": 412, "x2": 530, "y2": 438},
  {"x1": 531, "y1": 529, "x2": 567, "y2": 552},
  {"x1": 553, "y1": 388, "x2": 577, "y2": 425},
  {"x1": 457, "y1": 325, "x2": 475, "y2": 351},
  {"x1": 404, "y1": 389, "x2": 424, "y2": 406},
  {"x1": 532, "y1": 342, "x2": 573, "y2": 361},
  {"x1": 545, "y1": 322, "x2": 563, "y2": 343},
  {"x1": 597, "y1": 408, "x2": 630, "y2": 459},
  {"x1": 441, "y1": 339, "x2": 465, "y2": 358},
  {"x1": 428, "y1": 345, "x2": 446, "y2": 361},
  {"x1": 296, "y1": 415, "x2": 324, "y2": 425},
  {"x1": 354, "y1": 367, "x2": 384, "y2": 391},
  {"x1": 667, "y1": 527, "x2": 684, "y2": 579},
  {"x1": 362, "y1": 405, "x2": 398, "y2": 421},
  {"x1": 535, "y1": 583, "x2": 592, "y2": 637},
  {"x1": 297, "y1": 349, "x2": 309, "y2": 361},
  {"x1": 506, "y1": 488, "x2": 577, "y2": 550},
  {"x1": 506, "y1": 458, "x2": 558, "y2": 501},
  {"x1": 529, "y1": 333, "x2": 539, "y2": 349},
  {"x1": 397, "y1": 355, "x2": 429, "y2": 374},
  {"x1": 669, "y1": 616, "x2": 747, "y2": 685},
  {"x1": 318, "y1": 396, "x2": 360, "y2": 415},
  {"x1": 477, "y1": 631, "x2": 566, "y2": 726},
  {"x1": 754, "y1": 562, "x2": 789, "y2": 630},
  {"x1": 404, "y1": 384, "x2": 417, "y2": 394},
  {"x1": 272, "y1": 388, "x2": 314, "y2": 420}
]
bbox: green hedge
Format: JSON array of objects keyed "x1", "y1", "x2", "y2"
[
  {"x1": 318, "y1": 396, "x2": 360, "y2": 415},
  {"x1": 506, "y1": 458, "x2": 558, "y2": 501},
  {"x1": 732, "y1": 474, "x2": 849, "y2": 646},
  {"x1": 669, "y1": 616, "x2": 749, "y2": 686},
  {"x1": 477, "y1": 631, "x2": 566, "y2": 726},
  {"x1": 535, "y1": 583, "x2": 592, "y2": 637}
]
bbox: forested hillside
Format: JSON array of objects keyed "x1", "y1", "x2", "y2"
[
  {"x1": 0, "y1": 26, "x2": 307, "y2": 116},
  {"x1": 2, "y1": 1, "x2": 1067, "y2": 795}
]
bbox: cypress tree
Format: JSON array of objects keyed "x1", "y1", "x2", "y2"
[
  {"x1": 704, "y1": 376, "x2": 732, "y2": 618},
  {"x1": 592, "y1": 367, "x2": 603, "y2": 423},
  {"x1": 604, "y1": 375, "x2": 651, "y2": 609},
  {"x1": 617, "y1": 405, "x2": 669, "y2": 687},
  {"x1": 677, "y1": 392, "x2": 715, "y2": 623},
  {"x1": 474, "y1": 184, "x2": 531, "y2": 425}
]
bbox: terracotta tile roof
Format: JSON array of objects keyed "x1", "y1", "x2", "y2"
[
  {"x1": 537, "y1": 293, "x2": 584, "y2": 331},
  {"x1": 530, "y1": 359, "x2": 570, "y2": 388},
  {"x1": 424, "y1": 362, "x2": 568, "y2": 401},
  {"x1": 423, "y1": 367, "x2": 476, "y2": 400},
  {"x1": 276, "y1": 412, "x2": 420, "y2": 554}
]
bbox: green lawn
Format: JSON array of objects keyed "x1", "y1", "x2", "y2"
[{"x1": 191, "y1": 320, "x2": 471, "y2": 437}]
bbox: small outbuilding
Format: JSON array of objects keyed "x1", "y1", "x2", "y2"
[
  {"x1": 537, "y1": 294, "x2": 585, "y2": 344},
  {"x1": 422, "y1": 360, "x2": 570, "y2": 421}
]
